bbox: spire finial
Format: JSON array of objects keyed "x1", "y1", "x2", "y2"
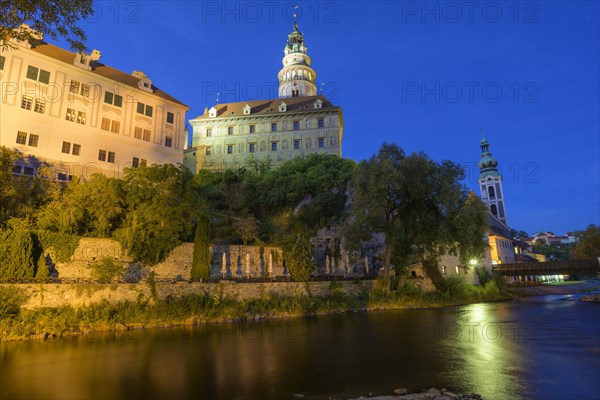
[
  {"x1": 480, "y1": 127, "x2": 485, "y2": 139},
  {"x1": 293, "y1": 5, "x2": 299, "y2": 30}
]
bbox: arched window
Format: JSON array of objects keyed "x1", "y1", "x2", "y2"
[
  {"x1": 488, "y1": 185, "x2": 495, "y2": 198},
  {"x1": 491, "y1": 204, "x2": 498, "y2": 216}
]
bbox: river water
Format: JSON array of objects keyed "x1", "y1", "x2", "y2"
[{"x1": 1, "y1": 294, "x2": 599, "y2": 400}]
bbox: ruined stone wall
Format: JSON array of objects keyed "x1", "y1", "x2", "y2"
[{"x1": 7, "y1": 280, "x2": 374, "y2": 309}]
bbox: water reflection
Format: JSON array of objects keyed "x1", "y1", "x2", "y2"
[{"x1": 1, "y1": 297, "x2": 599, "y2": 400}]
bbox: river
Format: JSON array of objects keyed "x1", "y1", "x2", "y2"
[{"x1": 1, "y1": 293, "x2": 599, "y2": 400}]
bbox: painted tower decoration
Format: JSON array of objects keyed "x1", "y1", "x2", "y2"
[
  {"x1": 478, "y1": 132, "x2": 508, "y2": 225},
  {"x1": 278, "y1": 11, "x2": 317, "y2": 98}
]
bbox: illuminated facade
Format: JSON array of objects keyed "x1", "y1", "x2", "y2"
[
  {"x1": 184, "y1": 20, "x2": 343, "y2": 173},
  {"x1": 0, "y1": 26, "x2": 188, "y2": 180}
]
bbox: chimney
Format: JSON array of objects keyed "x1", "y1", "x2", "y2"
[{"x1": 90, "y1": 49, "x2": 101, "y2": 61}]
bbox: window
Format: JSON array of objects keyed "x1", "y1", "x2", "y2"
[
  {"x1": 16, "y1": 131, "x2": 27, "y2": 145},
  {"x1": 34, "y1": 99, "x2": 45, "y2": 113},
  {"x1": 228, "y1": 126, "x2": 233, "y2": 135},
  {"x1": 488, "y1": 186, "x2": 495, "y2": 198},
  {"x1": 72, "y1": 144, "x2": 81, "y2": 156},
  {"x1": 249, "y1": 124, "x2": 255, "y2": 134},
  {"x1": 293, "y1": 121, "x2": 299, "y2": 130},
  {"x1": 206, "y1": 147, "x2": 212, "y2": 155},
  {"x1": 98, "y1": 150, "x2": 107, "y2": 161},
  {"x1": 28, "y1": 134, "x2": 39, "y2": 147},
  {"x1": 318, "y1": 118, "x2": 324, "y2": 128},
  {"x1": 206, "y1": 128, "x2": 212, "y2": 137},
  {"x1": 140, "y1": 159, "x2": 147, "y2": 167},
  {"x1": 227, "y1": 145, "x2": 233, "y2": 154},
  {"x1": 166, "y1": 112, "x2": 174, "y2": 124},
  {"x1": 62, "y1": 141, "x2": 71, "y2": 154},
  {"x1": 490, "y1": 204, "x2": 498, "y2": 217},
  {"x1": 12, "y1": 165, "x2": 22, "y2": 174},
  {"x1": 70, "y1": 80, "x2": 80, "y2": 93},
  {"x1": 76, "y1": 111, "x2": 86, "y2": 124},
  {"x1": 249, "y1": 143, "x2": 256, "y2": 153},
  {"x1": 80, "y1": 83, "x2": 90, "y2": 98},
  {"x1": 293, "y1": 139, "x2": 300, "y2": 150},
  {"x1": 107, "y1": 151, "x2": 116, "y2": 163},
  {"x1": 101, "y1": 118, "x2": 111, "y2": 131},
  {"x1": 132, "y1": 157, "x2": 140, "y2": 168},
  {"x1": 318, "y1": 137, "x2": 325, "y2": 148},
  {"x1": 26, "y1": 65, "x2": 50, "y2": 84},
  {"x1": 271, "y1": 141, "x2": 278, "y2": 151},
  {"x1": 0, "y1": 55, "x2": 5, "y2": 70},
  {"x1": 104, "y1": 91, "x2": 123, "y2": 107},
  {"x1": 66, "y1": 108, "x2": 76, "y2": 122},
  {"x1": 134, "y1": 127, "x2": 142, "y2": 140},
  {"x1": 23, "y1": 167, "x2": 34, "y2": 176},
  {"x1": 165, "y1": 136, "x2": 173, "y2": 148},
  {"x1": 21, "y1": 95, "x2": 33, "y2": 110},
  {"x1": 57, "y1": 172, "x2": 70, "y2": 182},
  {"x1": 137, "y1": 102, "x2": 153, "y2": 117},
  {"x1": 110, "y1": 120, "x2": 120, "y2": 134},
  {"x1": 271, "y1": 123, "x2": 277, "y2": 132},
  {"x1": 143, "y1": 129, "x2": 151, "y2": 142}
]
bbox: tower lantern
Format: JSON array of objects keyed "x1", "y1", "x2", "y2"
[{"x1": 477, "y1": 131, "x2": 508, "y2": 225}]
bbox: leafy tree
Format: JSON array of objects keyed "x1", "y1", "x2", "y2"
[
  {"x1": 89, "y1": 256, "x2": 124, "y2": 283},
  {"x1": 572, "y1": 225, "x2": 600, "y2": 260},
  {"x1": 511, "y1": 229, "x2": 529, "y2": 239},
  {"x1": 35, "y1": 253, "x2": 50, "y2": 278},
  {"x1": 1, "y1": 0, "x2": 94, "y2": 52},
  {"x1": 36, "y1": 174, "x2": 125, "y2": 236},
  {"x1": 345, "y1": 143, "x2": 487, "y2": 287},
  {"x1": 283, "y1": 234, "x2": 316, "y2": 282},
  {"x1": 191, "y1": 214, "x2": 211, "y2": 281},
  {"x1": 115, "y1": 165, "x2": 202, "y2": 265}
]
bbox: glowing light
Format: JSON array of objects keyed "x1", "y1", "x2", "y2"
[{"x1": 469, "y1": 259, "x2": 478, "y2": 265}]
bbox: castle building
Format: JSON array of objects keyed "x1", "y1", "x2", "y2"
[
  {"x1": 0, "y1": 26, "x2": 189, "y2": 180},
  {"x1": 184, "y1": 20, "x2": 343, "y2": 173}
]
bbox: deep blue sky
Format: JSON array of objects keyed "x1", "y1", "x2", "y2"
[{"x1": 54, "y1": 1, "x2": 599, "y2": 235}]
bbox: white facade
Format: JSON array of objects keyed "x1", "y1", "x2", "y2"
[{"x1": 0, "y1": 29, "x2": 188, "y2": 180}]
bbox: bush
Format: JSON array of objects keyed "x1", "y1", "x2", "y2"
[
  {"x1": 0, "y1": 220, "x2": 35, "y2": 278},
  {"x1": 89, "y1": 257, "x2": 124, "y2": 283},
  {"x1": 283, "y1": 234, "x2": 316, "y2": 282},
  {"x1": 442, "y1": 275, "x2": 468, "y2": 298},
  {"x1": 191, "y1": 214, "x2": 211, "y2": 281},
  {"x1": 0, "y1": 286, "x2": 27, "y2": 319}
]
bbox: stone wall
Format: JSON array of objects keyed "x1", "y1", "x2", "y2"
[{"x1": 6, "y1": 281, "x2": 374, "y2": 310}]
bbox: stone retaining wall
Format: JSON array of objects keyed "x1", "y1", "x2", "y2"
[{"x1": 6, "y1": 281, "x2": 374, "y2": 310}]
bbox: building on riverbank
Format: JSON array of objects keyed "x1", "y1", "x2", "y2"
[
  {"x1": 184, "y1": 18, "x2": 343, "y2": 173},
  {"x1": 1, "y1": 25, "x2": 189, "y2": 180}
]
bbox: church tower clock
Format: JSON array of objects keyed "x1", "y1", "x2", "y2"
[{"x1": 478, "y1": 133, "x2": 508, "y2": 225}]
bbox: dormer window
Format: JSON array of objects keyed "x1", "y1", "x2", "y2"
[
  {"x1": 314, "y1": 99, "x2": 323, "y2": 109},
  {"x1": 209, "y1": 107, "x2": 217, "y2": 118},
  {"x1": 243, "y1": 104, "x2": 251, "y2": 115},
  {"x1": 132, "y1": 70, "x2": 153, "y2": 93},
  {"x1": 279, "y1": 102, "x2": 287, "y2": 112}
]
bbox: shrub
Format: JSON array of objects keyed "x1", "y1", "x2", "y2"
[
  {"x1": 0, "y1": 286, "x2": 27, "y2": 319},
  {"x1": 89, "y1": 257, "x2": 124, "y2": 283},
  {"x1": 283, "y1": 234, "x2": 315, "y2": 282}
]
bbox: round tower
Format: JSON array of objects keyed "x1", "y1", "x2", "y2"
[{"x1": 278, "y1": 15, "x2": 317, "y2": 98}]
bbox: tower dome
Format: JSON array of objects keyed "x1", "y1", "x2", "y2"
[
  {"x1": 277, "y1": 14, "x2": 317, "y2": 98},
  {"x1": 478, "y1": 135, "x2": 499, "y2": 178}
]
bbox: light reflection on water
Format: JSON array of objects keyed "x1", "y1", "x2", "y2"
[{"x1": 1, "y1": 296, "x2": 599, "y2": 400}]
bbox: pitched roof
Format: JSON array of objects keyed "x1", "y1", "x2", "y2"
[
  {"x1": 193, "y1": 95, "x2": 340, "y2": 119},
  {"x1": 27, "y1": 40, "x2": 188, "y2": 108}
]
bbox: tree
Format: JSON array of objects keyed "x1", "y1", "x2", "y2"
[
  {"x1": 345, "y1": 143, "x2": 487, "y2": 286},
  {"x1": 234, "y1": 214, "x2": 259, "y2": 245},
  {"x1": 191, "y1": 214, "x2": 211, "y2": 281},
  {"x1": 115, "y1": 164, "x2": 203, "y2": 265},
  {"x1": 0, "y1": 219, "x2": 35, "y2": 278},
  {"x1": 572, "y1": 225, "x2": 600, "y2": 260},
  {"x1": 283, "y1": 234, "x2": 316, "y2": 282},
  {"x1": 511, "y1": 229, "x2": 529, "y2": 239},
  {"x1": 1, "y1": 0, "x2": 94, "y2": 52}
]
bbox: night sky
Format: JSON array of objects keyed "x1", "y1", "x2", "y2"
[{"x1": 51, "y1": 1, "x2": 599, "y2": 235}]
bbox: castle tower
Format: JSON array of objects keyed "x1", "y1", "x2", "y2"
[
  {"x1": 478, "y1": 133, "x2": 508, "y2": 225},
  {"x1": 277, "y1": 13, "x2": 317, "y2": 98}
]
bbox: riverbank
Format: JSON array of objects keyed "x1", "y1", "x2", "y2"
[
  {"x1": 350, "y1": 387, "x2": 482, "y2": 399},
  {"x1": 508, "y1": 280, "x2": 600, "y2": 296},
  {"x1": 0, "y1": 280, "x2": 510, "y2": 342}
]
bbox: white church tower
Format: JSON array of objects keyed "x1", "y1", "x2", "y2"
[
  {"x1": 478, "y1": 133, "x2": 508, "y2": 225},
  {"x1": 277, "y1": 12, "x2": 317, "y2": 98}
]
